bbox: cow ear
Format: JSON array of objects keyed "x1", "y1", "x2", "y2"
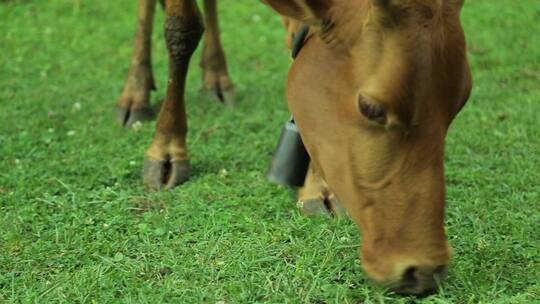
[{"x1": 263, "y1": 0, "x2": 332, "y2": 25}]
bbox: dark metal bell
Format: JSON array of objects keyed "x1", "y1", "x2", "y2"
[{"x1": 267, "y1": 118, "x2": 310, "y2": 188}]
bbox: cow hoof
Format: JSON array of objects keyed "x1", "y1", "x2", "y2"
[
  {"x1": 203, "y1": 86, "x2": 235, "y2": 107},
  {"x1": 297, "y1": 199, "x2": 331, "y2": 217},
  {"x1": 143, "y1": 158, "x2": 190, "y2": 190},
  {"x1": 297, "y1": 196, "x2": 348, "y2": 218},
  {"x1": 117, "y1": 106, "x2": 154, "y2": 128},
  {"x1": 326, "y1": 195, "x2": 348, "y2": 218}
]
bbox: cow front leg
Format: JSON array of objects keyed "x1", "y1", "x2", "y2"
[
  {"x1": 143, "y1": 0, "x2": 204, "y2": 190},
  {"x1": 200, "y1": 0, "x2": 235, "y2": 106},
  {"x1": 117, "y1": 0, "x2": 157, "y2": 127},
  {"x1": 297, "y1": 165, "x2": 347, "y2": 217}
]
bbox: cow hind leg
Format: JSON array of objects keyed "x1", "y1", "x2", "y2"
[
  {"x1": 297, "y1": 165, "x2": 348, "y2": 217},
  {"x1": 117, "y1": 0, "x2": 157, "y2": 127},
  {"x1": 200, "y1": 0, "x2": 235, "y2": 106},
  {"x1": 143, "y1": 0, "x2": 204, "y2": 190}
]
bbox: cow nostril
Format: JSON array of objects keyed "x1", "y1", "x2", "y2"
[
  {"x1": 402, "y1": 266, "x2": 418, "y2": 286},
  {"x1": 396, "y1": 265, "x2": 448, "y2": 295}
]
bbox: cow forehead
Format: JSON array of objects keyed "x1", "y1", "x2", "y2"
[
  {"x1": 318, "y1": 0, "x2": 463, "y2": 52},
  {"x1": 329, "y1": 0, "x2": 462, "y2": 26}
]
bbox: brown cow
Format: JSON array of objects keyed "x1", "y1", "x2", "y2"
[{"x1": 117, "y1": 0, "x2": 472, "y2": 295}]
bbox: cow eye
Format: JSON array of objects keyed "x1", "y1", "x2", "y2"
[{"x1": 358, "y1": 95, "x2": 387, "y2": 124}]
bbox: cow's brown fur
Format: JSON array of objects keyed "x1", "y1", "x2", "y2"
[
  {"x1": 269, "y1": 0, "x2": 472, "y2": 294},
  {"x1": 118, "y1": 0, "x2": 472, "y2": 295}
]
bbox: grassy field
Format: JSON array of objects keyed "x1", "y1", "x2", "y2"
[{"x1": 1, "y1": 0, "x2": 539, "y2": 303}]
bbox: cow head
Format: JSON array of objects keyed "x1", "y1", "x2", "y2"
[{"x1": 265, "y1": 0, "x2": 472, "y2": 294}]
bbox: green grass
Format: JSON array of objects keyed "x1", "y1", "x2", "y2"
[{"x1": 1, "y1": 0, "x2": 539, "y2": 303}]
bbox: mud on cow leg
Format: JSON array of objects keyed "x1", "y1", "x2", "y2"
[
  {"x1": 200, "y1": 0, "x2": 235, "y2": 106},
  {"x1": 297, "y1": 164, "x2": 348, "y2": 217},
  {"x1": 117, "y1": 0, "x2": 157, "y2": 127},
  {"x1": 143, "y1": 0, "x2": 204, "y2": 190}
]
